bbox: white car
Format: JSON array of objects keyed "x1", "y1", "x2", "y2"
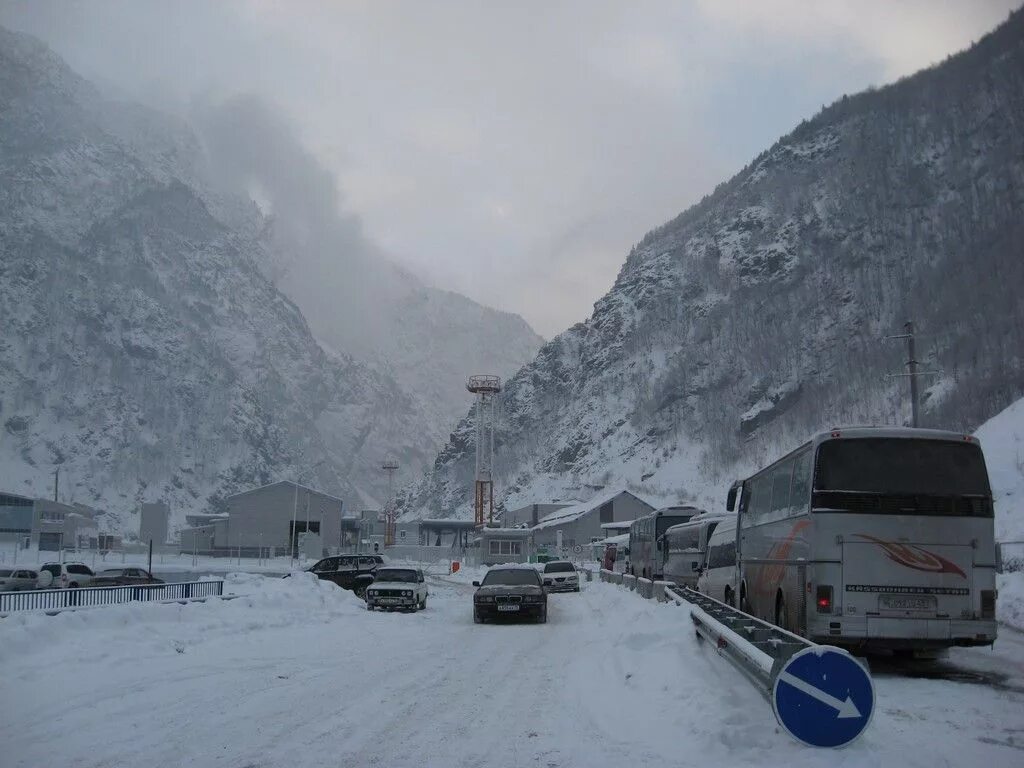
[
  {"x1": 0, "y1": 568, "x2": 41, "y2": 591},
  {"x1": 365, "y1": 567, "x2": 428, "y2": 611},
  {"x1": 38, "y1": 562, "x2": 96, "y2": 589},
  {"x1": 541, "y1": 561, "x2": 581, "y2": 592}
]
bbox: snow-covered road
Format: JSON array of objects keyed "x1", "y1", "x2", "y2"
[{"x1": 2, "y1": 572, "x2": 1023, "y2": 767}]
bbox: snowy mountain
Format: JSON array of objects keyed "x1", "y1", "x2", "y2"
[
  {"x1": 975, "y1": 396, "x2": 1024, "y2": 543},
  {"x1": 401, "y1": 10, "x2": 1024, "y2": 520},
  {"x1": 188, "y1": 95, "x2": 543, "y2": 443},
  {"x1": 0, "y1": 27, "x2": 534, "y2": 535}
]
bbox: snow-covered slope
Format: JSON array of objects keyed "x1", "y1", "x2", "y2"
[
  {"x1": 187, "y1": 95, "x2": 543, "y2": 444},
  {"x1": 402, "y1": 10, "x2": 1024, "y2": 520},
  {"x1": 0, "y1": 27, "x2": 437, "y2": 532},
  {"x1": 975, "y1": 396, "x2": 1024, "y2": 543}
]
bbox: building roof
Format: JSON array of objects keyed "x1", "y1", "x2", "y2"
[
  {"x1": 419, "y1": 519, "x2": 478, "y2": 530},
  {"x1": 533, "y1": 488, "x2": 655, "y2": 532},
  {"x1": 225, "y1": 480, "x2": 345, "y2": 505},
  {"x1": 475, "y1": 527, "x2": 532, "y2": 538}
]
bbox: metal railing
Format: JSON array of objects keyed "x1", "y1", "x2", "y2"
[
  {"x1": 667, "y1": 585, "x2": 812, "y2": 699},
  {"x1": 0, "y1": 581, "x2": 224, "y2": 614}
]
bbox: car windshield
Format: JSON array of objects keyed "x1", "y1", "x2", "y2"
[
  {"x1": 482, "y1": 569, "x2": 540, "y2": 586},
  {"x1": 544, "y1": 562, "x2": 574, "y2": 573},
  {"x1": 100, "y1": 569, "x2": 125, "y2": 575},
  {"x1": 374, "y1": 569, "x2": 418, "y2": 583}
]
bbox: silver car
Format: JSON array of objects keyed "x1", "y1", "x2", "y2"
[{"x1": 0, "y1": 568, "x2": 41, "y2": 591}]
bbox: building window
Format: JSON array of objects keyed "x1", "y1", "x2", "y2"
[
  {"x1": 399, "y1": 530, "x2": 407, "y2": 540},
  {"x1": 489, "y1": 540, "x2": 521, "y2": 555}
]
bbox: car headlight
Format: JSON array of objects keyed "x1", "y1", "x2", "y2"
[
  {"x1": 403, "y1": 590, "x2": 412, "y2": 597},
  {"x1": 476, "y1": 595, "x2": 494, "y2": 602}
]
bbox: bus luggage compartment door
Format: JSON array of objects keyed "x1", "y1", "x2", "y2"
[{"x1": 842, "y1": 538, "x2": 973, "y2": 621}]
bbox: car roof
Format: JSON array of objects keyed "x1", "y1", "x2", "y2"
[{"x1": 486, "y1": 564, "x2": 539, "y2": 571}]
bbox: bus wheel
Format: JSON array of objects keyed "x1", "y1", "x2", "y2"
[
  {"x1": 724, "y1": 587, "x2": 733, "y2": 608},
  {"x1": 775, "y1": 592, "x2": 788, "y2": 632},
  {"x1": 738, "y1": 584, "x2": 748, "y2": 613}
]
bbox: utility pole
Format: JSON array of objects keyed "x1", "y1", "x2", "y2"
[
  {"x1": 885, "y1": 320, "x2": 937, "y2": 428},
  {"x1": 53, "y1": 468, "x2": 59, "y2": 502}
]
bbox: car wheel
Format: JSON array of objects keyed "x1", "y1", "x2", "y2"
[
  {"x1": 538, "y1": 606, "x2": 548, "y2": 624},
  {"x1": 473, "y1": 608, "x2": 482, "y2": 624},
  {"x1": 573, "y1": 586, "x2": 581, "y2": 593},
  {"x1": 69, "y1": 582, "x2": 79, "y2": 589},
  {"x1": 419, "y1": 597, "x2": 427, "y2": 610}
]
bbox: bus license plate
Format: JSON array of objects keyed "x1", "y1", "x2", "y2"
[
  {"x1": 497, "y1": 604, "x2": 520, "y2": 612},
  {"x1": 880, "y1": 595, "x2": 936, "y2": 612}
]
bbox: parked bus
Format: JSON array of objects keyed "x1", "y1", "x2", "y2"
[
  {"x1": 727, "y1": 427, "x2": 997, "y2": 654},
  {"x1": 697, "y1": 517, "x2": 739, "y2": 604},
  {"x1": 662, "y1": 513, "x2": 734, "y2": 589},
  {"x1": 627, "y1": 506, "x2": 703, "y2": 580}
]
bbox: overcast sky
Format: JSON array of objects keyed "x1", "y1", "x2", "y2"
[{"x1": 2, "y1": 0, "x2": 1017, "y2": 337}]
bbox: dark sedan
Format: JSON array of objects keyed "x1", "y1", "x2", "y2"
[
  {"x1": 472, "y1": 565, "x2": 548, "y2": 623},
  {"x1": 90, "y1": 567, "x2": 164, "y2": 586},
  {"x1": 297, "y1": 555, "x2": 380, "y2": 596}
]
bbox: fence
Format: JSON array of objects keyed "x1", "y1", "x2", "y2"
[
  {"x1": 999, "y1": 541, "x2": 1024, "y2": 573},
  {"x1": 0, "y1": 580, "x2": 224, "y2": 614}
]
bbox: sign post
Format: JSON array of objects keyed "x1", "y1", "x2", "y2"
[{"x1": 771, "y1": 645, "x2": 875, "y2": 748}]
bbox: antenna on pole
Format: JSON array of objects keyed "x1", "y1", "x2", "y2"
[
  {"x1": 467, "y1": 375, "x2": 502, "y2": 526},
  {"x1": 884, "y1": 320, "x2": 939, "y2": 427},
  {"x1": 382, "y1": 456, "x2": 399, "y2": 547}
]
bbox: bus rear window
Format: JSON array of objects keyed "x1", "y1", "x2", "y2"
[{"x1": 815, "y1": 439, "x2": 991, "y2": 497}]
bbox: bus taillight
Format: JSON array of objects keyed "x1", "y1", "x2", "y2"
[{"x1": 816, "y1": 585, "x2": 833, "y2": 613}]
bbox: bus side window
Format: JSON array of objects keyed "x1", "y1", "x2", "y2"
[
  {"x1": 750, "y1": 474, "x2": 772, "y2": 520},
  {"x1": 770, "y1": 459, "x2": 793, "y2": 517},
  {"x1": 790, "y1": 449, "x2": 812, "y2": 514}
]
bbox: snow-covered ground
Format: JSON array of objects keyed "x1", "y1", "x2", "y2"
[
  {"x1": 3, "y1": 573, "x2": 1023, "y2": 767},
  {"x1": 976, "y1": 395, "x2": 1024, "y2": 544}
]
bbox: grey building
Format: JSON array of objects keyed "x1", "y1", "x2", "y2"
[
  {"x1": 140, "y1": 502, "x2": 169, "y2": 545},
  {"x1": 503, "y1": 502, "x2": 572, "y2": 529},
  {"x1": 0, "y1": 493, "x2": 99, "y2": 550},
  {"x1": 531, "y1": 489, "x2": 655, "y2": 551},
  {"x1": 179, "y1": 481, "x2": 344, "y2": 557},
  {"x1": 476, "y1": 526, "x2": 532, "y2": 565}
]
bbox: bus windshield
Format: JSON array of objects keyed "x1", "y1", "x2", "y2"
[{"x1": 816, "y1": 439, "x2": 990, "y2": 497}]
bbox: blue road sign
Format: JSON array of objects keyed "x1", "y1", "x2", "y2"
[{"x1": 771, "y1": 645, "x2": 875, "y2": 748}]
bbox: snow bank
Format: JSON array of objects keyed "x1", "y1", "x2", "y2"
[
  {"x1": 997, "y1": 572, "x2": 1024, "y2": 632},
  {"x1": 975, "y1": 396, "x2": 1024, "y2": 542},
  {"x1": 0, "y1": 572, "x2": 364, "y2": 668}
]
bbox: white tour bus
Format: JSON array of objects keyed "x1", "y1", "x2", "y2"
[
  {"x1": 662, "y1": 513, "x2": 734, "y2": 590},
  {"x1": 628, "y1": 506, "x2": 703, "y2": 581},
  {"x1": 696, "y1": 517, "x2": 739, "y2": 604},
  {"x1": 727, "y1": 426, "x2": 997, "y2": 654}
]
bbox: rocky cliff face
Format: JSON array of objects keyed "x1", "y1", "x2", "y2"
[
  {"x1": 402, "y1": 10, "x2": 1024, "y2": 519},
  {"x1": 0, "y1": 27, "x2": 535, "y2": 535}
]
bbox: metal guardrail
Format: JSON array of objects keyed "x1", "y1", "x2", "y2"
[
  {"x1": 0, "y1": 581, "x2": 224, "y2": 614},
  {"x1": 666, "y1": 585, "x2": 811, "y2": 699}
]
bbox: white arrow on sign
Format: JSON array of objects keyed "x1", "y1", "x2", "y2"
[{"x1": 777, "y1": 671, "x2": 863, "y2": 719}]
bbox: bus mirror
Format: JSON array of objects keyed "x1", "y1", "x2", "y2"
[
  {"x1": 726, "y1": 485, "x2": 738, "y2": 512},
  {"x1": 656, "y1": 539, "x2": 663, "y2": 551}
]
